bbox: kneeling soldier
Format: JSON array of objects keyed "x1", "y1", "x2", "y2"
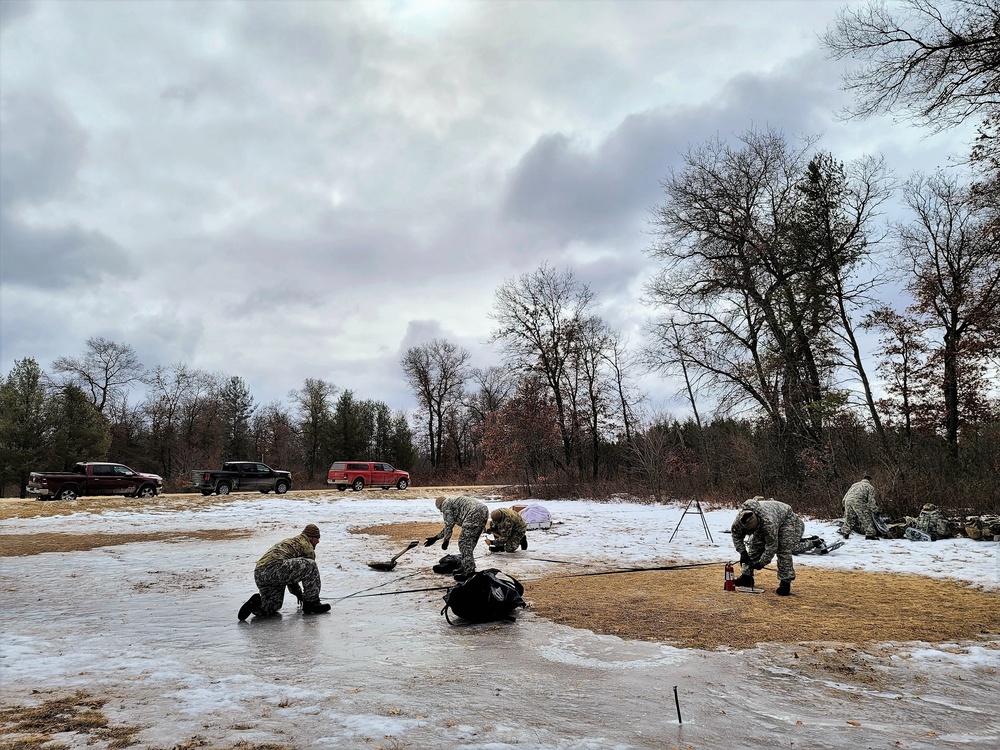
[{"x1": 238, "y1": 523, "x2": 331, "y2": 620}]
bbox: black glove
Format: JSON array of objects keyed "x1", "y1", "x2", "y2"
[
  {"x1": 739, "y1": 552, "x2": 751, "y2": 565},
  {"x1": 753, "y1": 561, "x2": 765, "y2": 570},
  {"x1": 424, "y1": 536, "x2": 438, "y2": 547},
  {"x1": 520, "y1": 535, "x2": 528, "y2": 551},
  {"x1": 441, "y1": 539, "x2": 449, "y2": 551},
  {"x1": 287, "y1": 582, "x2": 303, "y2": 603}
]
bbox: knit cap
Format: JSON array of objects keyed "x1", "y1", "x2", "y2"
[
  {"x1": 302, "y1": 524, "x2": 321, "y2": 538},
  {"x1": 737, "y1": 509, "x2": 758, "y2": 531}
]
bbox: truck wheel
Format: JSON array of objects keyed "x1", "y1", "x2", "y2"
[
  {"x1": 57, "y1": 487, "x2": 78, "y2": 501},
  {"x1": 396, "y1": 478, "x2": 409, "y2": 490},
  {"x1": 352, "y1": 477, "x2": 365, "y2": 492},
  {"x1": 258, "y1": 488, "x2": 270, "y2": 494},
  {"x1": 275, "y1": 481, "x2": 289, "y2": 494},
  {"x1": 337, "y1": 486, "x2": 347, "y2": 492},
  {"x1": 201, "y1": 490, "x2": 213, "y2": 496},
  {"x1": 216, "y1": 483, "x2": 231, "y2": 496}
]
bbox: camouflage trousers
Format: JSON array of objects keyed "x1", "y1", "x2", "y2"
[
  {"x1": 740, "y1": 514, "x2": 804, "y2": 582},
  {"x1": 457, "y1": 505, "x2": 489, "y2": 575},
  {"x1": 840, "y1": 499, "x2": 876, "y2": 536},
  {"x1": 254, "y1": 558, "x2": 321, "y2": 616}
]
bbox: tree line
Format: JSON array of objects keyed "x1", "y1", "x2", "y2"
[
  {"x1": 0, "y1": 347, "x2": 417, "y2": 496},
  {"x1": 2, "y1": 0, "x2": 997, "y2": 516}
]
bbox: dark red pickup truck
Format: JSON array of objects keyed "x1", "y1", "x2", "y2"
[{"x1": 27, "y1": 462, "x2": 164, "y2": 501}]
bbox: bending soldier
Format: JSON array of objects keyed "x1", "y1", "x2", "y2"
[
  {"x1": 425, "y1": 496, "x2": 489, "y2": 581},
  {"x1": 731, "y1": 497, "x2": 804, "y2": 596},
  {"x1": 486, "y1": 507, "x2": 528, "y2": 553},
  {"x1": 839, "y1": 475, "x2": 880, "y2": 540},
  {"x1": 238, "y1": 523, "x2": 331, "y2": 621}
]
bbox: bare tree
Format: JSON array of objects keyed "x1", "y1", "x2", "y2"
[
  {"x1": 822, "y1": 0, "x2": 1000, "y2": 132},
  {"x1": 51, "y1": 337, "x2": 146, "y2": 415},
  {"x1": 400, "y1": 338, "x2": 470, "y2": 468},
  {"x1": 645, "y1": 129, "x2": 893, "y2": 475},
  {"x1": 863, "y1": 306, "x2": 932, "y2": 451},
  {"x1": 142, "y1": 363, "x2": 214, "y2": 479},
  {"x1": 491, "y1": 263, "x2": 595, "y2": 469},
  {"x1": 897, "y1": 170, "x2": 1000, "y2": 455},
  {"x1": 600, "y1": 331, "x2": 643, "y2": 445}
]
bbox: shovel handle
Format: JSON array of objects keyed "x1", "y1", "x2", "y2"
[{"x1": 390, "y1": 540, "x2": 420, "y2": 562}]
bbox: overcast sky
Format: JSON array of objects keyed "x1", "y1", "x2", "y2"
[{"x1": 0, "y1": 0, "x2": 975, "y2": 418}]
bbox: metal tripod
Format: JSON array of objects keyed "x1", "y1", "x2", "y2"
[{"x1": 668, "y1": 497, "x2": 714, "y2": 543}]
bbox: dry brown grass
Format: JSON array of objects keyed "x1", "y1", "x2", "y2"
[
  {"x1": 0, "y1": 530, "x2": 250, "y2": 557},
  {"x1": 0, "y1": 691, "x2": 142, "y2": 749},
  {"x1": 358, "y1": 521, "x2": 1000, "y2": 651}
]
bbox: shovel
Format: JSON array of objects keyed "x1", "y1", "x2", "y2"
[{"x1": 367, "y1": 540, "x2": 420, "y2": 571}]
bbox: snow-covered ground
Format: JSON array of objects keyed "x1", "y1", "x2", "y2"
[{"x1": 1, "y1": 494, "x2": 998, "y2": 749}]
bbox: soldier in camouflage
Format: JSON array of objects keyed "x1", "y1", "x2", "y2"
[
  {"x1": 839, "y1": 475, "x2": 879, "y2": 540},
  {"x1": 424, "y1": 496, "x2": 489, "y2": 580},
  {"x1": 486, "y1": 507, "x2": 528, "y2": 553},
  {"x1": 730, "y1": 497, "x2": 805, "y2": 596},
  {"x1": 238, "y1": 523, "x2": 331, "y2": 621}
]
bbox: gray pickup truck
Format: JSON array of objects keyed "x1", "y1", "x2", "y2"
[{"x1": 190, "y1": 461, "x2": 292, "y2": 496}]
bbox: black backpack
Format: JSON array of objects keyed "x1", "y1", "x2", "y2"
[{"x1": 440, "y1": 568, "x2": 526, "y2": 625}]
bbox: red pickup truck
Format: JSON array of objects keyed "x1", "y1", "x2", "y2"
[
  {"x1": 327, "y1": 461, "x2": 410, "y2": 491},
  {"x1": 27, "y1": 462, "x2": 164, "y2": 501}
]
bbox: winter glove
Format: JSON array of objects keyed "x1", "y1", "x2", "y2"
[
  {"x1": 424, "y1": 536, "x2": 438, "y2": 547},
  {"x1": 739, "y1": 552, "x2": 751, "y2": 565},
  {"x1": 520, "y1": 535, "x2": 528, "y2": 551},
  {"x1": 441, "y1": 539, "x2": 449, "y2": 551},
  {"x1": 286, "y1": 582, "x2": 303, "y2": 603},
  {"x1": 752, "y1": 561, "x2": 765, "y2": 570}
]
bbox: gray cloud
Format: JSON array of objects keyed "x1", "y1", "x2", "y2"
[
  {"x1": 0, "y1": 2, "x2": 971, "y2": 415},
  {"x1": 0, "y1": 91, "x2": 131, "y2": 288},
  {"x1": 0, "y1": 0, "x2": 33, "y2": 30}
]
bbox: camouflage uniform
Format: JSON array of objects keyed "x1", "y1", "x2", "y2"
[
  {"x1": 839, "y1": 478, "x2": 878, "y2": 537},
  {"x1": 731, "y1": 498, "x2": 804, "y2": 582},
  {"x1": 487, "y1": 508, "x2": 528, "y2": 553},
  {"x1": 909, "y1": 504, "x2": 950, "y2": 540},
  {"x1": 429, "y1": 496, "x2": 489, "y2": 575},
  {"x1": 253, "y1": 533, "x2": 321, "y2": 616}
]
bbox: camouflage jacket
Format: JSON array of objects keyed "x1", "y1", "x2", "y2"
[
  {"x1": 255, "y1": 533, "x2": 316, "y2": 570},
  {"x1": 489, "y1": 508, "x2": 527, "y2": 552},
  {"x1": 432, "y1": 496, "x2": 488, "y2": 543},
  {"x1": 731, "y1": 498, "x2": 798, "y2": 567},
  {"x1": 841, "y1": 479, "x2": 877, "y2": 511}
]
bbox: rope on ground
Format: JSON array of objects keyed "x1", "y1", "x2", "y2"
[{"x1": 325, "y1": 559, "x2": 730, "y2": 601}]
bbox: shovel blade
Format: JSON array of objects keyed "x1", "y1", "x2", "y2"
[{"x1": 367, "y1": 560, "x2": 397, "y2": 571}]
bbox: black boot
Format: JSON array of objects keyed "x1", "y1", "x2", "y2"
[
  {"x1": 238, "y1": 593, "x2": 261, "y2": 621},
  {"x1": 776, "y1": 580, "x2": 791, "y2": 596},
  {"x1": 733, "y1": 574, "x2": 755, "y2": 588},
  {"x1": 302, "y1": 599, "x2": 331, "y2": 615}
]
